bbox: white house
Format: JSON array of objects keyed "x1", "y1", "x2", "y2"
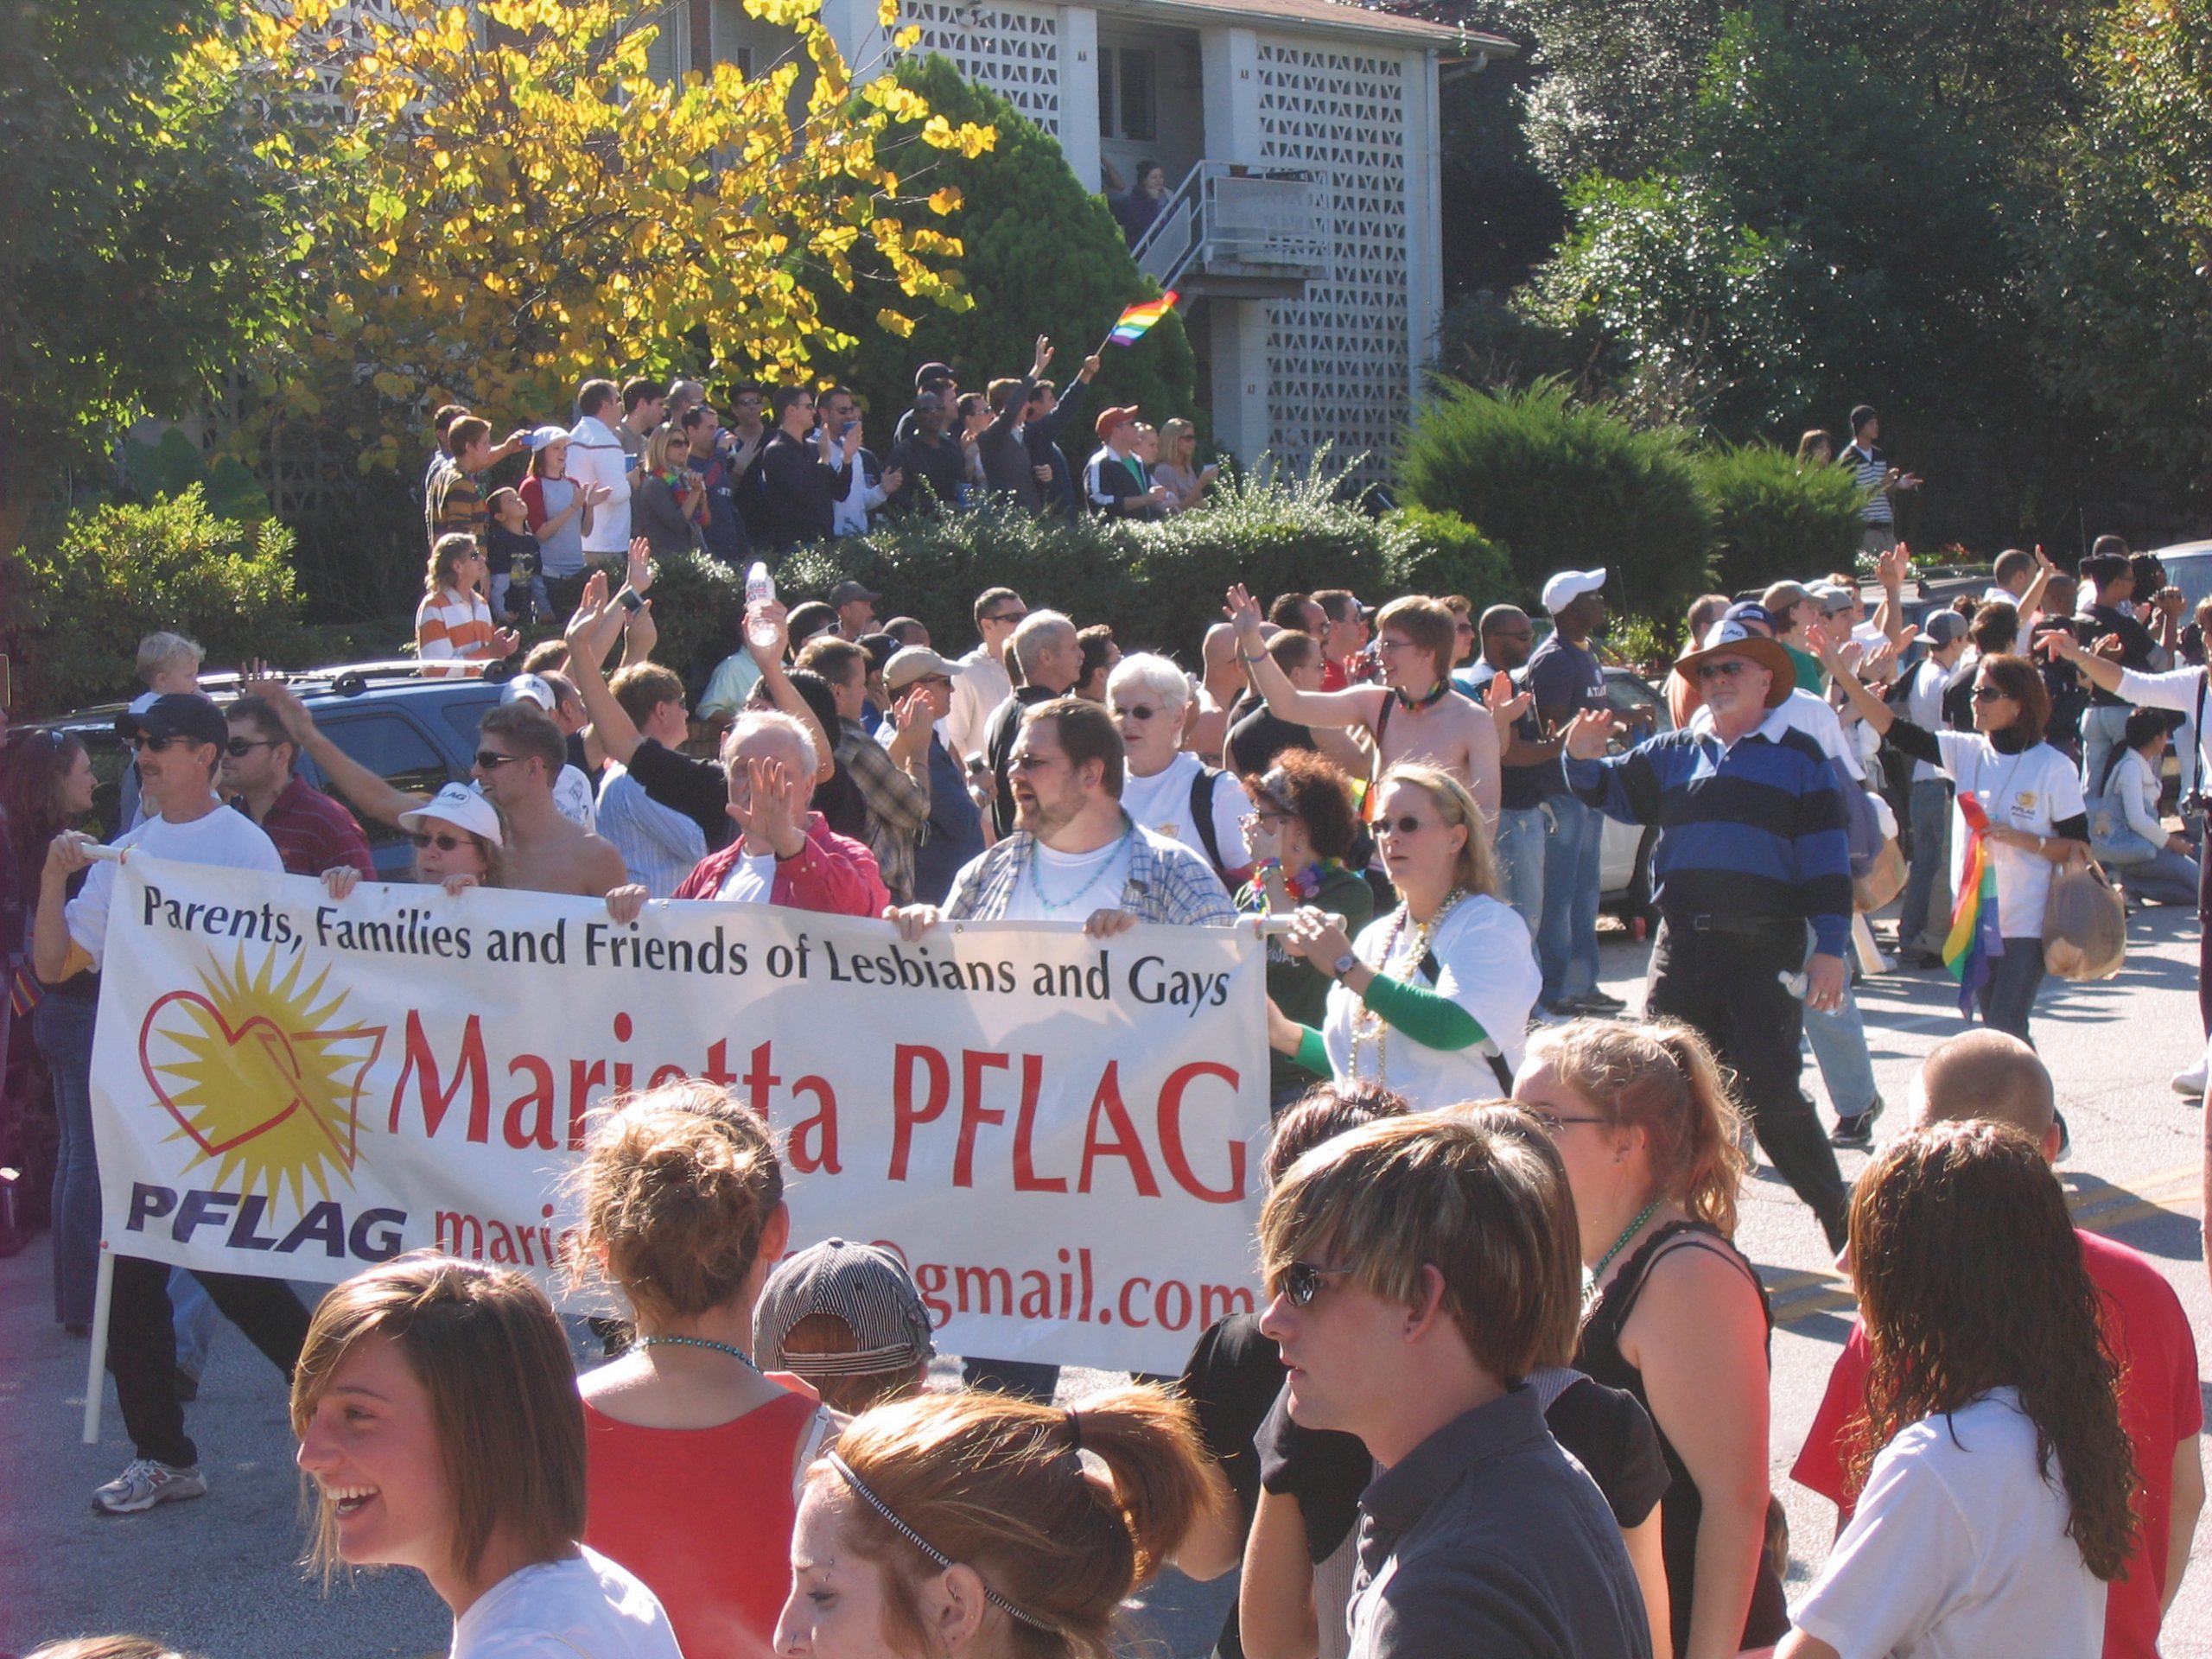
[{"x1": 640, "y1": 0, "x2": 1514, "y2": 476}]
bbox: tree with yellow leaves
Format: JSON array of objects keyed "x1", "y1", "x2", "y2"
[{"x1": 226, "y1": 0, "x2": 993, "y2": 467}]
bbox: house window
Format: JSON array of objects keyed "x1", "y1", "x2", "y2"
[
  {"x1": 1097, "y1": 46, "x2": 1157, "y2": 142},
  {"x1": 634, "y1": 0, "x2": 691, "y2": 86}
]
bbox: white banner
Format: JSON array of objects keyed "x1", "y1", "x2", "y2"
[{"x1": 90, "y1": 855, "x2": 1271, "y2": 1372}]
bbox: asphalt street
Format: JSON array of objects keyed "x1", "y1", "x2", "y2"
[{"x1": 5, "y1": 902, "x2": 2211, "y2": 1658}]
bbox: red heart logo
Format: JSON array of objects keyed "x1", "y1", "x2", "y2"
[{"x1": 137, "y1": 990, "x2": 361, "y2": 1171}]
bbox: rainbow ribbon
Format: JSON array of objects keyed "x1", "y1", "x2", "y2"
[
  {"x1": 1108, "y1": 291, "x2": 1178, "y2": 346},
  {"x1": 1942, "y1": 793, "x2": 2005, "y2": 1017}
]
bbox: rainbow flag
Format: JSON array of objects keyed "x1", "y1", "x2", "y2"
[
  {"x1": 1942, "y1": 793, "x2": 2005, "y2": 1017},
  {"x1": 1108, "y1": 291, "x2": 1179, "y2": 346}
]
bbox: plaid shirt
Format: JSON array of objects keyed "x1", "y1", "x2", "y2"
[
  {"x1": 837, "y1": 717, "x2": 931, "y2": 905},
  {"x1": 944, "y1": 812, "x2": 1238, "y2": 925}
]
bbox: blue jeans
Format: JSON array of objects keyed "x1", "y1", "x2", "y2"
[
  {"x1": 1802, "y1": 926, "x2": 1878, "y2": 1119},
  {"x1": 1979, "y1": 937, "x2": 2049, "y2": 1041},
  {"x1": 170, "y1": 1270, "x2": 221, "y2": 1380},
  {"x1": 35, "y1": 992, "x2": 100, "y2": 1328},
  {"x1": 1900, "y1": 779, "x2": 1954, "y2": 954},
  {"x1": 1494, "y1": 806, "x2": 1547, "y2": 933},
  {"x1": 2098, "y1": 829, "x2": 2204, "y2": 906},
  {"x1": 2080, "y1": 705, "x2": 2132, "y2": 796},
  {"x1": 1536, "y1": 792, "x2": 1603, "y2": 1001}
]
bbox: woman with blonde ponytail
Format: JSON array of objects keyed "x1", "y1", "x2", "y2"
[
  {"x1": 1518, "y1": 1018, "x2": 1786, "y2": 1659},
  {"x1": 569, "y1": 1079, "x2": 831, "y2": 1659},
  {"x1": 775, "y1": 1384, "x2": 1217, "y2": 1659}
]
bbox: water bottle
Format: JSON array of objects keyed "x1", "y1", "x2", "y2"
[{"x1": 745, "y1": 562, "x2": 778, "y2": 650}]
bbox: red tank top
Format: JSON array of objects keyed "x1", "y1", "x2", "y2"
[{"x1": 582, "y1": 1386, "x2": 819, "y2": 1659}]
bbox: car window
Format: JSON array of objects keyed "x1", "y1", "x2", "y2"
[
  {"x1": 438, "y1": 690, "x2": 502, "y2": 751},
  {"x1": 313, "y1": 712, "x2": 454, "y2": 847},
  {"x1": 1603, "y1": 670, "x2": 1667, "y2": 744}
]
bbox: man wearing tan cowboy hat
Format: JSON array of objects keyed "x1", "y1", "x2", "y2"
[{"x1": 1561, "y1": 601, "x2": 1857, "y2": 1250}]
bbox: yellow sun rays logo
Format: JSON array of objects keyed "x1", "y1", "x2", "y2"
[{"x1": 137, "y1": 949, "x2": 388, "y2": 1211}]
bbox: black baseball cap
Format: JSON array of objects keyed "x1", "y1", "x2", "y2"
[{"x1": 117, "y1": 693, "x2": 228, "y2": 750}]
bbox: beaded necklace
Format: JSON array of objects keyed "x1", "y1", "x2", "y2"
[
  {"x1": 633, "y1": 1333, "x2": 760, "y2": 1371},
  {"x1": 1348, "y1": 886, "x2": 1466, "y2": 1082},
  {"x1": 1027, "y1": 822, "x2": 1133, "y2": 913},
  {"x1": 1583, "y1": 1197, "x2": 1662, "y2": 1310}
]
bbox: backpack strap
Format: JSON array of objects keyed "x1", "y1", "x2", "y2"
[{"x1": 1187, "y1": 763, "x2": 1227, "y2": 874}]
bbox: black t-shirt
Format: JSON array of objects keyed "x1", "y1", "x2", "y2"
[
  {"x1": 485, "y1": 522, "x2": 538, "y2": 579},
  {"x1": 1226, "y1": 706, "x2": 1317, "y2": 777},
  {"x1": 625, "y1": 738, "x2": 733, "y2": 851},
  {"x1": 1179, "y1": 1313, "x2": 1292, "y2": 1659},
  {"x1": 1462, "y1": 659, "x2": 1548, "y2": 811},
  {"x1": 2077, "y1": 604, "x2": 2163, "y2": 706}
]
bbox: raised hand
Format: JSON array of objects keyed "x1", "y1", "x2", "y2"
[
  {"x1": 239, "y1": 673, "x2": 314, "y2": 745},
  {"x1": 734, "y1": 755, "x2": 806, "y2": 857},
  {"x1": 1561, "y1": 707, "x2": 1620, "y2": 760},
  {"x1": 881, "y1": 467, "x2": 906, "y2": 495},
  {"x1": 1481, "y1": 671, "x2": 1532, "y2": 726},
  {"x1": 1223, "y1": 584, "x2": 1264, "y2": 639},
  {"x1": 565, "y1": 570, "x2": 625, "y2": 664},
  {"x1": 745, "y1": 597, "x2": 790, "y2": 665},
  {"x1": 624, "y1": 598, "x2": 659, "y2": 661},
  {"x1": 1032, "y1": 334, "x2": 1054, "y2": 378},
  {"x1": 1080, "y1": 354, "x2": 1102, "y2": 381},
  {"x1": 626, "y1": 537, "x2": 654, "y2": 597},
  {"x1": 489, "y1": 626, "x2": 521, "y2": 660}
]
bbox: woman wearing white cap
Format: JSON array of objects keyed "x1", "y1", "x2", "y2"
[
  {"x1": 321, "y1": 781, "x2": 506, "y2": 899},
  {"x1": 519, "y1": 425, "x2": 607, "y2": 601}
]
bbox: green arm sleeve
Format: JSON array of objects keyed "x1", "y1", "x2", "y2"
[
  {"x1": 1290, "y1": 1027, "x2": 1331, "y2": 1078},
  {"x1": 1359, "y1": 975, "x2": 1485, "y2": 1051}
]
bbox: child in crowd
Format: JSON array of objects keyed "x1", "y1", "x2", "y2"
[{"x1": 484, "y1": 487, "x2": 551, "y2": 626}]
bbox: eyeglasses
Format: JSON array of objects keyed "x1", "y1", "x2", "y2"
[
  {"x1": 1376, "y1": 636, "x2": 1417, "y2": 653},
  {"x1": 1375, "y1": 814, "x2": 1432, "y2": 836},
  {"x1": 1114, "y1": 703, "x2": 1161, "y2": 722},
  {"x1": 474, "y1": 749, "x2": 524, "y2": 770},
  {"x1": 1528, "y1": 1108, "x2": 1610, "y2": 1137},
  {"x1": 1695, "y1": 660, "x2": 1751, "y2": 681},
  {"x1": 1281, "y1": 1262, "x2": 1352, "y2": 1306},
  {"x1": 224, "y1": 738, "x2": 281, "y2": 757},
  {"x1": 1970, "y1": 684, "x2": 2013, "y2": 702},
  {"x1": 409, "y1": 830, "x2": 472, "y2": 852}
]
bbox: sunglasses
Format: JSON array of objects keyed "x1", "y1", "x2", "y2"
[
  {"x1": 225, "y1": 737, "x2": 281, "y2": 757},
  {"x1": 1281, "y1": 1262, "x2": 1352, "y2": 1306},
  {"x1": 1695, "y1": 660, "x2": 1751, "y2": 681},
  {"x1": 474, "y1": 749, "x2": 524, "y2": 769},
  {"x1": 901, "y1": 674, "x2": 953, "y2": 691},
  {"x1": 409, "y1": 831, "x2": 473, "y2": 852},
  {"x1": 1375, "y1": 814, "x2": 1433, "y2": 836},
  {"x1": 1115, "y1": 703, "x2": 1162, "y2": 721},
  {"x1": 987, "y1": 610, "x2": 1028, "y2": 626},
  {"x1": 127, "y1": 734, "x2": 200, "y2": 753}
]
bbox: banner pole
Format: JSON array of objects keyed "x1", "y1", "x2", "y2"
[{"x1": 81, "y1": 1249, "x2": 115, "y2": 1445}]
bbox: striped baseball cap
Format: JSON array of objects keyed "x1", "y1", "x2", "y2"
[{"x1": 754, "y1": 1238, "x2": 936, "y2": 1380}]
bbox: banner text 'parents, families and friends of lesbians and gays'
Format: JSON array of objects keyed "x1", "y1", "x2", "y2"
[{"x1": 89, "y1": 856, "x2": 1272, "y2": 1372}]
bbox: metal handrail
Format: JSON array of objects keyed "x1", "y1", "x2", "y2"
[{"x1": 1129, "y1": 161, "x2": 1331, "y2": 291}]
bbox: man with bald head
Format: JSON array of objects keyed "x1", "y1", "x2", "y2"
[{"x1": 1793, "y1": 1030, "x2": 2203, "y2": 1658}]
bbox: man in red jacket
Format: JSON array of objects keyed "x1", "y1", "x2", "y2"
[
  {"x1": 1792, "y1": 1028, "x2": 2202, "y2": 1659},
  {"x1": 671, "y1": 709, "x2": 888, "y2": 916}
]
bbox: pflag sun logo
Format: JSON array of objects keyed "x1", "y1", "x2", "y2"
[{"x1": 137, "y1": 950, "x2": 387, "y2": 1208}]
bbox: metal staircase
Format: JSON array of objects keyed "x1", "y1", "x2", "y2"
[{"x1": 1128, "y1": 161, "x2": 1332, "y2": 300}]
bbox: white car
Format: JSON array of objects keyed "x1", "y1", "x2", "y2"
[{"x1": 1598, "y1": 665, "x2": 1669, "y2": 914}]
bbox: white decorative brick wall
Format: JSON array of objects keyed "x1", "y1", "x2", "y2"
[
  {"x1": 899, "y1": 0, "x2": 1064, "y2": 136},
  {"x1": 1253, "y1": 41, "x2": 1410, "y2": 480}
]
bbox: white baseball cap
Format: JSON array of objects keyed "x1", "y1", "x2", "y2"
[
  {"x1": 501, "y1": 672, "x2": 556, "y2": 711},
  {"x1": 397, "y1": 782, "x2": 504, "y2": 847},
  {"x1": 1541, "y1": 568, "x2": 1607, "y2": 614}
]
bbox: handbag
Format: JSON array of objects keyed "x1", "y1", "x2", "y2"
[{"x1": 2042, "y1": 856, "x2": 2127, "y2": 982}]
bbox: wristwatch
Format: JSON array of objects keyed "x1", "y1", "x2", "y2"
[
  {"x1": 618, "y1": 588, "x2": 645, "y2": 613},
  {"x1": 1332, "y1": 952, "x2": 1359, "y2": 981}
]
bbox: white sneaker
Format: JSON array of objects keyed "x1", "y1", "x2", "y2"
[
  {"x1": 92, "y1": 1457, "x2": 207, "y2": 1515},
  {"x1": 2172, "y1": 1059, "x2": 2209, "y2": 1098}
]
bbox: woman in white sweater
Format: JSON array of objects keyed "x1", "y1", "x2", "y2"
[{"x1": 2092, "y1": 709, "x2": 2202, "y2": 906}]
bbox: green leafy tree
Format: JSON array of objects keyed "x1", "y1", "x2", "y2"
[
  {"x1": 816, "y1": 55, "x2": 1198, "y2": 435},
  {"x1": 1397, "y1": 380, "x2": 1713, "y2": 624},
  {"x1": 1698, "y1": 442, "x2": 1866, "y2": 595},
  {"x1": 0, "y1": 0, "x2": 290, "y2": 556}
]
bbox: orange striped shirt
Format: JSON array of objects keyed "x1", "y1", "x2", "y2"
[{"x1": 416, "y1": 587, "x2": 496, "y2": 677}]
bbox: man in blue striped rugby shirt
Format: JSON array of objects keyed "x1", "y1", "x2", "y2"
[{"x1": 1562, "y1": 605, "x2": 1854, "y2": 1249}]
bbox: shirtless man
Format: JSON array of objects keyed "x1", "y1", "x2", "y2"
[
  {"x1": 248, "y1": 679, "x2": 628, "y2": 899},
  {"x1": 1224, "y1": 583, "x2": 1504, "y2": 825}
]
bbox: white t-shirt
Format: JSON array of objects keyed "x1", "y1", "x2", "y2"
[
  {"x1": 1904, "y1": 658, "x2": 1952, "y2": 784},
  {"x1": 714, "y1": 849, "x2": 779, "y2": 904},
  {"x1": 1118, "y1": 751, "x2": 1253, "y2": 874},
  {"x1": 554, "y1": 764, "x2": 598, "y2": 832},
  {"x1": 65, "y1": 801, "x2": 283, "y2": 970},
  {"x1": 1323, "y1": 892, "x2": 1541, "y2": 1109},
  {"x1": 1791, "y1": 1389, "x2": 2105, "y2": 1659},
  {"x1": 993, "y1": 835, "x2": 1135, "y2": 924},
  {"x1": 942, "y1": 647, "x2": 1013, "y2": 765},
  {"x1": 450, "y1": 1547, "x2": 682, "y2": 1659},
  {"x1": 1936, "y1": 734, "x2": 2082, "y2": 938}
]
